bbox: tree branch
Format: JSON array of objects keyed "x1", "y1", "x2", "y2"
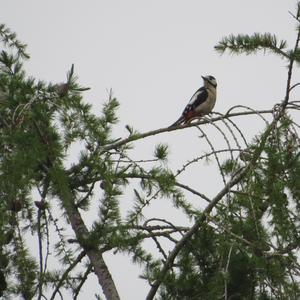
[
  {"x1": 100, "y1": 109, "x2": 274, "y2": 153},
  {"x1": 145, "y1": 102, "x2": 288, "y2": 299},
  {"x1": 50, "y1": 166, "x2": 120, "y2": 300},
  {"x1": 50, "y1": 251, "x2": 86, "y2": 300},
  {"x1": 145, "y1": 165, "x2": 249, "y2": 300}
]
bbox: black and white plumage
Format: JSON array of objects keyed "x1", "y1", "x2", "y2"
[{"x1": 169, "y1": 75, "x2": 217, "y2": 127}]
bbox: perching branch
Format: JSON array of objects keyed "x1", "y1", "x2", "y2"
[{"x1": 100, "y1": 109, "x2": 274, "y2": 153}]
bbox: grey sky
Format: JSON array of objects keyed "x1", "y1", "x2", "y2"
[{"x1": 2, "y1": 1, "x2": 300, "y2": 299}]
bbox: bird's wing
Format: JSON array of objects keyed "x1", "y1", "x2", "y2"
[
  {"x1": 182, "y1": 87, "x2": 208, "y2": 116},
  {"x1": 169, "y1": 87, "x2": 209, "y2": 127}
]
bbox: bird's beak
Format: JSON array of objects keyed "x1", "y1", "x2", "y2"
[{"x1": 201, "y1": 75, "x2": 207, "y2": 81}]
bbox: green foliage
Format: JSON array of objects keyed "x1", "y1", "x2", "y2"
[
  {"x1": 159, "y1": 225, "x2": 222, "y2": 300},
  {"x1": 159, "y1": 117, "x2": 300, "y2": 299},
  {"x1": 221, "y1": 158, "x2": 238, "y2": 175},
  {"x1": 0, "y1": 23, "x2": 29, "y2": 59},
  {"x1": 215, "y1": 33, "x2": 289, "y2": 59},
  {"x1": 0, "y1": 23, "x2": 181, "y2": 298},
  {"x1": 12, "y1": 245, "x2": 37, "y2": 299},
  {"x1": 156, "y1": 4, "x2": 300, "y2": 299},
  {"x1": 1, "y1": 2, "x2": 300, "y2": 298},
  {"x1": 154, "y1": 143, "x2": 169, "y2": 161}
]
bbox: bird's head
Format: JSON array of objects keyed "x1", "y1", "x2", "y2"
[{"x1": 202, "y1": 75, "x2": 217, "y2": 88}]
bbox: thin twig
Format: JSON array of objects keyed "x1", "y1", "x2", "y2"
[
  {"x1": 73, "y1": 264, "x2": 93, "y2": 300},
  {"x1": 224, "y1": 244, "x2": 234, "y2": 300},
  {"x1": 175, "y1": 181, "x2": 211, "y2": 203},
  {"x1": 49, "y1": 251, "x2": 86, "y2": 300}
]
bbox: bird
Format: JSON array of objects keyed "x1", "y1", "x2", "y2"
[{"x1": 169, "y1": 75, "x2": 217, "y2": 127}]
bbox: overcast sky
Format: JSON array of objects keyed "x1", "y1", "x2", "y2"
[{"x1": 2, "y1": 1, "x2": 300, "y2": 299}]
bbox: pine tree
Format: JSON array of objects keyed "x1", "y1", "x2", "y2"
[{"x1": 0, "y1": 2, "x2": 300, "y2": 300}]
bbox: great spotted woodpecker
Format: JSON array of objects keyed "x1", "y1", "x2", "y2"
[{"x1": 169, "y1": 75, "x2": 217, "y2": 127}]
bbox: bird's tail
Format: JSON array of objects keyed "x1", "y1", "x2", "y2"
[{"x1": 169, "y1": 116, "x2": 184, "y2": 128}]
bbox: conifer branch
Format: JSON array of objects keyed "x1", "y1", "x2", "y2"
[
  {"x1": 100, "y1": 109, "x2": 274, "y2": 153},
  {"x1": 49, "y1": 250, "x2": 86, "y2": 300},
  {"x1": 147, "y1": 21, "x2": 298, "y2": 296},
  {"x1": 73, "y1": 264, "x2": 93, "y2": 300},
  {"x1": 284, "y1": 4, "x2": 300, "y2": 105},
  {"x1": 0, "y1": 24, "x2": 29, "y2": 59},
  {"x1": 146, "y1": 164, "x2": 249, "y2": 300},
  {"x1": 50, "y1": 166, "x2": 121, "y2": 300},
  {"x1": 175, "y1": 182, "x2": 211, "y2": 203},
  {"x1": 215, "y1": 33, "x2": 289, "y2": 59},
  {"x1": 1, "y1": 11, "x2": 300, "y2": 298},
  {"x1": 146, "y1": 117, "x2": 277, "y2": 299}
]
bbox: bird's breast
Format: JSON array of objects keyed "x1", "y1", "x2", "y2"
[{"x1": 195, "y1": 91, "x2": 216, "y2": 115}]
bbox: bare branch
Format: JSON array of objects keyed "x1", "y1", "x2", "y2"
[
  {"x1": 100, "y1": 109, "x2": 274, "y2": 153},
  {"x1": 50, "y1": 251, "x2": 86, "y2": 300}
]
